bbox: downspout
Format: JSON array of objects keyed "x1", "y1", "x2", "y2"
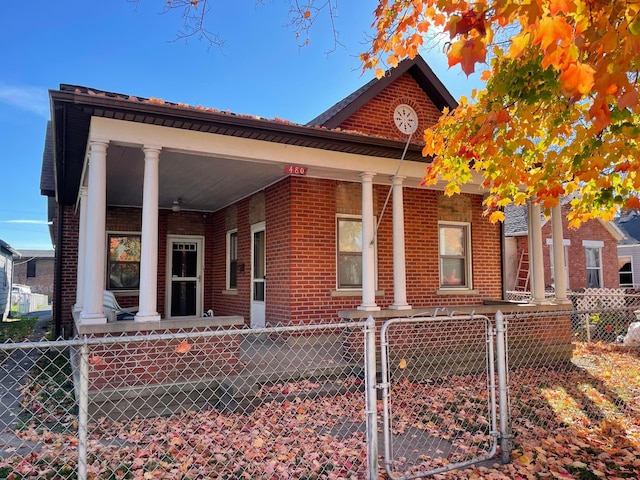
[
  {"x1": 53, "y1": 104, "x2": 66, "y2": 339},
  {"x1": 54, "y1": 202, "x2": 63, "y2": 339}
]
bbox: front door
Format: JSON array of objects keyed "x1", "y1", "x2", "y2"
[
  {"x1": 250, "y1": 222, "x2": 266, "y2": 328},
  {"x1": 167, "y1": 236, "x2": 203, "y2": 318}
]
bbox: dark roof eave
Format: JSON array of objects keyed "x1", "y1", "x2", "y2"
[
  {"x1": 0, "y1": 240, "x2": 20, "y2": 258},
  {"x1": 49, "y1": 88, "x2": 428, "y2": 161}
]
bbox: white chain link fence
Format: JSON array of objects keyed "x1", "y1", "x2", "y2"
[
  {"x1": 501, "y1": 308, "x2": 640, "y2": 479},
  {"x1": 1, "y1": 321, "x2": 370, "y2": 479},
  {"x1": 378, "y1": 315, "x2": 500, "y2": 479},
  {"x1": 1, "y1": 291, "x2": 639, "y2": 479}
]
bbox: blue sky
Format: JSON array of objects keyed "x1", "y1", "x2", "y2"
[{"x1": 0, "y1": 1, "x2": 481, "y2": 252}]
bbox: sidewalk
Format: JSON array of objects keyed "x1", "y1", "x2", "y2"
[{"x1": 23, "y1": 311, "x2": 52, "y2": 341}]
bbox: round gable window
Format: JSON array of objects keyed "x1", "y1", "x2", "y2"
[{"x1": 393, "y1": 104, "x2": 418, "y2": 134}]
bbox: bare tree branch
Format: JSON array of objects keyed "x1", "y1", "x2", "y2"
[
  {"x1": 288, "y1": 1, "x2": 343, "y2": 53},
  {"x1": 129, "y1": 0, "x2": 340, "y2": 51}
]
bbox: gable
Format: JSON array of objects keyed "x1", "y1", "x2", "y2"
[
  {"x1": 334, "y1": 72, "x2": 443, "y2": 142},
  {"x1": 308, "y1": 56, "x2": 457, "y2": 143}
]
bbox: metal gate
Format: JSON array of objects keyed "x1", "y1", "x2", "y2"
[{"x1": 379, "y1": 315, "x2": 499, "y2": 479}]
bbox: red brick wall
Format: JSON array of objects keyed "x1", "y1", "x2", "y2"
[
  {"x1": 60, "y1": 183, "x2": 501, "y2": 330},
  {"x1": 402, "y1": 188, "x2": 503, "y2": 306},
  {"x1": 87, "y1": 329, "x2": 240, "y2": 391},
  {"x1": 541, "y1": 211, "x2": 620, "y2": 290},
  {"x1": 58, "y1": 205, "x2": 79, "y2": 336},
  {"x1": 212, "y1": 198, "x2": 252, "y2": 323},
  {"x1": 210, "y1": 177, "x2": 502, "y2": 326},
  {"x1": 265, "y1": 180, "x2": 292, "y2": 326},
  {"x1": 337, "y1": 72, "x2": 443, "y2": 142}
]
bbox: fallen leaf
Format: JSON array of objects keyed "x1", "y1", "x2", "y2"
[
  {"x1": 89, "y1": 355, "x2": 103, "y2": 366},
  {"x1": 176, "y1": 340, "x2": 191, "y2": 354}
]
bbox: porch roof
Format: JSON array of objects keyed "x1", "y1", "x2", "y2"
[{"x1": 48, "y1": 84, "x2": 430, "y2": 207}]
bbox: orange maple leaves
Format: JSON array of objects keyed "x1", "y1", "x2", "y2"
[
  {"x1": 447, "y1": 37, "x2": 486, "y2": 75},
  {"x1": 363, "y1": 0, "x2": 640, "y2": 223},
  {"x1": 363, "y1": 0, "x2": 640, "y2": 127}
]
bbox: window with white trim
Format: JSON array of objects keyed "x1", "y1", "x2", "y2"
[
  {"x1": 107, "y1": 233, "x2": 141, "y2": 290},
  {"x1": 226, "y1": 230, "x2": 238, "y2": 290},
  {"x1": 547, "y1": 240, "x2": 570, "y2": 289},
  {"x1": 584, "y1": 243, "x2": 603, "y2": 288},
  {"x1": 619, "y1": 256, "x2": 633, "y2": 288},
  {"x1": 438, "y1": 222, "x2": 472, "y2": 289},
  {"x1": 337, "y1": 216, "x2": 367, "y2": 289}
]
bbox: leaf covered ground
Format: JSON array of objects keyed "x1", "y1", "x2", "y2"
[{"x1": 1, "y1": 342, "x2": 639, "y2": 479}]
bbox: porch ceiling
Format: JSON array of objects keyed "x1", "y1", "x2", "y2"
[{"x1": 107, "y1": 145, "x2": 290, "y2": 212}]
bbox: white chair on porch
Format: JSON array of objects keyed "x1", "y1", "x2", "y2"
[{"x1": 102, "y1": 290, "x2": 138, "y2": 322}]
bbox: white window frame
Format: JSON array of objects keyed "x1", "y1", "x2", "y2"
[
  {"x1": 226, "y1": 229, "x2": 238, "y2": 292},
  {"x1": 438, "y1": 221, "x2": 472, "y2": 290},
  {"x1": 336, "y1": 215, "x2": 377, "y2": 290},
  {"x1": 618, "y1": 255, "x2": 634, "y2": 288},
  {"x1": 583, "y1": 240, "x2": 604, "y2": 288},
  {"x1": 546, "y1": 238, "x2": 570, "y2": 289}
]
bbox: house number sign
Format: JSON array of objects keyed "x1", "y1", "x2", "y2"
[{"x1": 284, "y1": 165, "x2": 307, "y2": 175}]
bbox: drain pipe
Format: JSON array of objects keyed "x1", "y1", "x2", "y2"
[{"x1": 53, "y1": 203, "x2": 64, "y2": 339}]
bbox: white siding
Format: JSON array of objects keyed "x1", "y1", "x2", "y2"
[
  {"x1": 618, "y1": 244, "x2": 640, "y2": 289},
  {"x1": 0, "y1": 250, "x2": 12, "y2": 321}
]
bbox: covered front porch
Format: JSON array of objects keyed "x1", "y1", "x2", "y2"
[
  {"x1": 66, "y1": 114, "x2": 492, "y2": 331},
  {"x1": 49, "y1": 85, "x2": 573, "y2": 336}
]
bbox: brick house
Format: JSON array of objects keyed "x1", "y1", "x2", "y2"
[
  {"x1": 12, "y1": 250, "x2": 55, "y2": 303},
  {"x1": 41, "y1": 56, "x2": 573, "y2": 343},
  {"x1": 504, "y1": 203, "x2": 625, "y2": 292}
]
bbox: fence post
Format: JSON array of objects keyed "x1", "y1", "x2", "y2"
[
  {"x1": 77, "y1": 340, "x2": 89, "y2": 480},
  {"x1": 495, "y1": 311, "x2": 512, "y2": 464},
  {"x1": 364, "y1": 315, "x2": 379, "y2": 479}
]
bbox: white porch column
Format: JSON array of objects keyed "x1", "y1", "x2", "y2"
[
  {"x1": 358, "y1": 172, "x2": 380, "y2": 311},
  {"x1": 389, "y1": 175, "x2": 411, "y2": 310},
  {"x1": 528, "y1": 201, "x2": 548, "y2": 304},
  {"x1": 74, "y1": 186, "x2": 88, "y2": 312},
  {"x1": 135, "y1": 145, "x2": 162, "y2": 322},
  {"x1": 80, "y1": 140, "x2": 108, "y2": 325},
  {"x1": 551, "y1": 205, "x2": 570, "y2": 303}
]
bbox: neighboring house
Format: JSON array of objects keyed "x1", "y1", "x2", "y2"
[
  {"x1": 615, "y1": 210, "x2": 640, "y2": 289},
  {"x1": 40, "y1": 56, "x2": 573, "y2": 341},
  {"x1": 12, "y1": 250, "x2": 55, "y2": 303},
  {"x1": 504, "y1": 203, "x2": 625, "y2": 292},
  {"x1": 0, "y1": 240, "x2": 20, "y2": 321}
]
